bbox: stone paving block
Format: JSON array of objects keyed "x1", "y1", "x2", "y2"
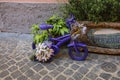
[
  {"x1": 11, "y1": 70, "x2": 22, "y2": 79},
  {"x1": 96, "y1": 77, "x2": 105, "y2": 80},
  {"x1": 30, "y1": 73, "x2": 41, "y2": 80},
  {"x1": 86, "y1": 72, "x2": 98, "y2": 80},
  {"x1": 20, "y1": 64, "x2": 30, "y2": 73},
  {"x1": 99, "y1": 73, "x2": 112, "y2": 80},
  {"x1": 7, "y1": 60, "x2": 16, "y2": 66},
  {"x1": 27, "y1": 61, "x2": 37, "y2": 67},
  {"x1": 42, "y1": 75, "x2": 53, "y2": 80},
  {"x1": 56, "y1": 75, "x2": 66, "y2": 80},
  {"x1": 32, "y1": 63, "x2": 44, "y2": 72},
  {"x1": 73, "y1": 72, "x2": 83, "y2": 80},
  {"x1": 82, "y1": 78, "x2": 89, "y2": 80},
  {"x1": 49, "y1": 70, "x2": 59, "y2": 77},
  {"x1": 17, "y1": 75, "x2": 28, "y2": 80},
  {"x1": 63, "y1": 69, "x2": 74, "y2": 76},
  {"x1": 24, "y1": 69, "x2": 35, "y2": 77},
  {"x1": 0, "y1": 70, "x2": 9, "y2": 78},
  {"x1": 0, "y1": 58, "x2": 8, "y2": 64},
  {"x1": 117, "y1": 71, "x2": 120, "y2": 77},
  {"x1": 56, "y1": 66, "x2": 65, "y2": 72},
  {"x1": 4, "y1": 76, "x2": 13, "y2": 80},
  {"x1": 101, "y1": 62, "x2": 117, "y2": 72},
  {"x1": 111, "y1": 77, "x2": 120, "y2": 80},
  {"x1": 63, "y1": 62, "x2": 70, "y2": 67},
  {"x1": 16, "y1": 60, "x2": 26, "y2": 67},
  {"x1": 39, "y1": 70, "x2": 48, "y2": 76},
  {"x1": 0, "y1": 64, "x2": 9, "y2": 71},
  {"x1": 45, "y1": 63, "x2": 57, "y2": 70},
  {"x1": 70, "y1": 64, "x2": 80, "y2": 70},
  {"x1": 78, "y1": 66, "x2": 89, "y2": 75},
  {"x1": 67, "y1": 77, "x2": 74, "y2": 80},
  {"x1": 8, "y1": 65, "x2": 18, "y2": 72}
]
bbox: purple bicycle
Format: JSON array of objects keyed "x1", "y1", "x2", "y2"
[{"x1": 39, "y1": 15, "x2": 88, "y2": 61}]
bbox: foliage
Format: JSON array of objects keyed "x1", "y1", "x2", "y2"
[
  {"x1": 63, "y1": 0, "x2": 120, "y2": 22},
  {"x1": 46, "y1": 15, "x2": 69, "y2": 37},
  {"x1": 31, "y1": 24, "x2": 48, "y2": 44}
]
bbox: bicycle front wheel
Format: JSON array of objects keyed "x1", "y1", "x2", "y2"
[{"x1": 68, "y1": 42, "x2": 88, "y2": 61}]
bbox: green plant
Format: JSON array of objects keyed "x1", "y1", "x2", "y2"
[
  {"x1": 31, "y1": 24, "x2": 49, "y2": 44},
  {"x1": 63, "y1": 0, "x2": 120, "y2": 22},
  {"x1": 31, "y1": 15, "x2": 69, "y2": 44},
  {"x1": 46, "y1": 15, "x2": 69, "y2": 37}
]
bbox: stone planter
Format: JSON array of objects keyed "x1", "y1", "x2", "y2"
[
  {"x1": 71, "y1": 21, "x2": 120, "y2": 54},
  {"x1": 87, "y1": 28, "x2": 120, "y2": 49}
]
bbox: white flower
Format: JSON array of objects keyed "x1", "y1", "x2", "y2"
[{"x1": 35, "y1": 42, "x2": 54, "y2": 62}]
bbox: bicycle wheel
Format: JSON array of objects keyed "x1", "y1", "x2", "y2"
[{"x1": 68, "y1": 42, "x2": 88, "y2": 61}]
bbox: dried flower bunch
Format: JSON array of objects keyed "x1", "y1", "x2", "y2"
[{"x1": 35, "y1": 41, "x2": 54, "y2": 62}]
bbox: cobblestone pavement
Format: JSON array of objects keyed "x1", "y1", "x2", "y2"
[{"x1": 0, "y1": 32, "x2": 120, "y2": 80}]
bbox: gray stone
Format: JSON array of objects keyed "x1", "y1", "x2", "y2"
[
  {"x1": 82, "y1": 78, "x2": 89, "y2": 80},
  {"x1": 0, "y1": 3, "x2": 63, "y2": 33},
  {"x1": 96, "y1": 77, "x2": 104, "y2": 80},
  {"x1": 16, "y1": 61, "x2": 25, "y2": 67},
  {"x1": 68, "y1": 78, "x2": 74, "y2": 80},
  {"x1": 101, "y1": 62, "x2": 117, "y2": 72},
  {"x1": 86, "y1": 72, "x2": 98, "y2": 80},
  {"x1": 0, "y1": 58, "x2": 8, "y2": 64},
  {"x1": 11, "y1": 70, "x2": 22, "y2": 79},
  {"x1": 17, "y1": 75, "x2": 28, "y2": 80},
  {"x1": 117, "y1": 71, "x2": 120, "y2": 77},
  {"x1": 23, "y1": 58, "x2": 29, "y2": 63},
  {"x1": 30, "y1": 74, "x2": 41, "y2": 80},
  {"x1": 32, "y1": 64, "x2": 44, "y2": 72},
  {"x1": 73, "y1": 72, "x2": 83, "y2": 80},
  {"x1": 64, "y1": 69, "x2": 74, "y2": 75},
  {"x1": 63, "y1": 63, "x2": 70, "y2": 67},
  {"x1": 8, "y1": 66, "x2": 18, "y2": 72},
  {"x1": 78, "y1": 67, "x2": 89, "y2": 75},
  {"x1": 42, "y1": 75, "x2": 52, "y2": 80},
  {"x1": 49, "y1": 70, "x2": 59, "y2": 77},
  {"x1": 111, "y1": 77, "x2": 120, "y2": 80},
  {"x1": 7, "y1": 60, "x2": 16, "y2": 66},
  {"x1": 0, "y1": 64, "x2": 9, "y2": 70},
  {"x1": 27, "y1": 62, "x2": 37, "y2": 67},
  {"x1": 4, "y1": 76, "x2": 13, "y2": 80},
  {"x1": 39, "y1": 70, "x2": 48, "y2": 76},
  {"x1": 71, "y1": 64, "x2": 80, "y2": 70},
  {"x1": 57, "y1": 66, "x2": 65, "y2": 72},
  {"x1": 25, "y1": 69, "x2": 35, "y2": 77},
  {"x1": 45, "y1": 63, "x2": 57, "y2": 70},
  {"x1": 0, "y1": 70, "x2": 9, "y2": 78},
  {"x1": 56, "y1": 75, "x2": 66, "y2": 80},
  {"x1": 100, "y1": 73, "x2": 111, "y2": 80},
  {"x1": 20, "y1": 65, "x2": 30, "y2": 73}
]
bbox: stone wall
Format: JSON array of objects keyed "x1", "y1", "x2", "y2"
[{"x1": 0, "y1": 2, "x2": 64, "y2": 33}]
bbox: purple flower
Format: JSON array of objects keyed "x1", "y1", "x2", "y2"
[
  {"x1": 66, "y1": 14, "x2": 76, "y2": 29},
  {"x1": 32, "y1": 42, "x2": 36, "y2": 49},
  {"x1": 39, "y1": 23, "x2": 53, "y2": 30}
]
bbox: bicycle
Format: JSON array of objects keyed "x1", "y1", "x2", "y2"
[{"x1": 39, "y1": 15, "x2": 88, "y2": 61}]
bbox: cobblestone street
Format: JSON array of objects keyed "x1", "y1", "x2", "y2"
[{"x1": 0, "y1": 32, "x2": 120, "y2": 80}]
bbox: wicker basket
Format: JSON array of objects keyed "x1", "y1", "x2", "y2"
[{"x1": 87, "y1": 28, "x2": 120, "y2": 49}]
